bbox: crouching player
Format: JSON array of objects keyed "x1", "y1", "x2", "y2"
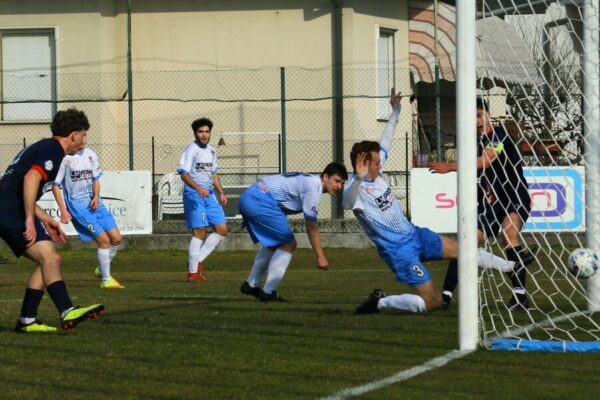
[
  {"x1": 239, "y1": 163, "x2": 348, "y2": 302},
  {"x1": 344, "y1": 89, "x2": 513, "y2": 314},
  {"x1": 52, "y1": 146, "x2": 124, "y2": 289}
]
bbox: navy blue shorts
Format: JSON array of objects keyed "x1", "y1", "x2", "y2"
[{"x1": 0, "y1": 210, "x2": 50, "y2": 257}]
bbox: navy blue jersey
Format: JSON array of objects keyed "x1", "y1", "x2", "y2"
[
  {"x1": 0, "y1": 138, "x2": 65, "y2": 211},
  {"x1": 477, "y1": 127, "x2": 530, "y2": 209}
]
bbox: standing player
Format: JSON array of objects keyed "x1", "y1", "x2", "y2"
[
  {"x1": 52, "y1": 146, "x2": 124, "y2": 289},
  {"x1": 239, "y1": 163, "x2": 348, "y2": 302},
  {"x1": 178, "y1": 118, "x2": 228, "y2": 282},
  {"x1": 429, "y1": 98, "x2": 534, "y2": 310},
  {"x1": 345, "y1": 90, "x2": 514, "y2": 315},
  {"x1": 0, "y1": 108, "x2": 104, "y2": 333}
]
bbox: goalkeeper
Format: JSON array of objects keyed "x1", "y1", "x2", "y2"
[{"x1": 429, "y1": 98, "x2": 534, "y2": 311}]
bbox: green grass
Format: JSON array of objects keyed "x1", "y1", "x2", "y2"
[{"x1": 1, "y1": 248, "x2": 599, "y2": 399}]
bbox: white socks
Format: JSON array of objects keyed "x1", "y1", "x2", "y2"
[
  {"x1": 110, "y1": 244, "x2": 119, "y2": 261},
  {"x1": 188, "y1": 237, "x2": 204, "y2": 273},
  {"x1": 262, "y1": 249, "x2": 293, "y2": 294},
  {"x1": 247, "y1": 247, "x2": 275, "y2": 287},
  {"x1": 188, "y1": 233, "x2": 227, "y2": 273},
  {"x1": 477, "y1": 249, "x2": 515, "y2": 273},
  {"x1": 98, "y1": 248, "x2": 112, "y2": 281},
  {"x1": 196, "y1": 233, "x2": 226, "y2": 263},
  {"x1": 379, "y1": 294, "x2": 427, "y2": 313}
]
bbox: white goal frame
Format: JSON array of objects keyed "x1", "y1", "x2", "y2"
[{"x1": 456, "y1": 0, "x2": 600, "y2": 351}]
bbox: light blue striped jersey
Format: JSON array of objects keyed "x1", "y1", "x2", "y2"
[
  {"x1": 344, "y1": 150, "x2": 415, "y2": 247},
  {"x1": 53, "y1": 147, "x2": 102, "y2": 203},
  {"x1": 261, "y1": 173, "x2": 323, "y2": 221},
  {"x1": 177, "y1": 141, "x2": 219, "y2": 193}
]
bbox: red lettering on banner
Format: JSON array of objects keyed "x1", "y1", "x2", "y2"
[{"x1": 435, "y1": 193, "x2": 456, "y2": 209}]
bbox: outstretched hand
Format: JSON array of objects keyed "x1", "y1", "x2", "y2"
[
  {"x1": 355, "y1": 152, "x2": 369, "y2": 179},
  {"x1": 390, "y1": 87, "x2": 402, "y2": 109}
]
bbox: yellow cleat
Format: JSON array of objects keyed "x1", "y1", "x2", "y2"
[
  {"x1": 14, "y1": 319, "x2": 58, "y2": 333},
  {"x1": 61, "y1": 304, "x2": 105, "y2": 331},
  {"x1": 100, "y1": 277, "x2": 125, "y2": 289}
]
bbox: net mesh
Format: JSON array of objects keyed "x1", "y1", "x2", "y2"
[{"x1": 474, "y1": 0, "x2": 600, "y2": 347}]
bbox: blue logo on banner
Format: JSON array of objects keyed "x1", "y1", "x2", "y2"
[{"x1": 524, "y1": 168, "x2": 583, "y2": 231}]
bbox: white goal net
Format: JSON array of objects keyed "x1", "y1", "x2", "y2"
[{"x1": 459, "y1": 0, "x2": 600, "y2": 351}]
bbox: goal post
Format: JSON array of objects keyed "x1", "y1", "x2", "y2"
[{"x1": 456, "y1": 0, "x2": 600, "y2": 352}]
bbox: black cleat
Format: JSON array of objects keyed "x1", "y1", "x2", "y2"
[
  {"x1": 355, "y1": 289, "x2": 385, "y2": 315},
  {"x1": 240, "y1": 281, "x2": 260, "y2": 298},
  {"x1": 258, "y1": 290, "x2": 288, "y2": 303},
  {"x1": 441, "y1": 292, "x2": 452, "y2": 310},
  {"x1": 506, "y1": 293, "x2": 529, "y2": 311}
]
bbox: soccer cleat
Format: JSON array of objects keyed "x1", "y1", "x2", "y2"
[
  {"x1": 258, "y1": 289, "x2": 288, "y2": 303},
  {"x1": 94, "y1": 267, "x2": 101, "y2": 279},
  {"x1": 506, "y1": 293, "x2": 529, "y2": 311},
  {"x1": 240, "y1": 281, "x2": 260, "y2": 298},
  {"x1": 61, "y1": 304, "x2": 105, "y2": 331},
  {"x1": 441, "y1": 292, "x2": 453, "y2": 310},
  {"x1": 14, "y1": 319, "x2": 57, "y2": 333},
  {"x1": 0, "y1": 255, "x2": 8, "y2": 265},
  {"x1": 187, "y1": 272, "x2": 203, "y2": 282},
  {"x1": 100, "y1": 277, "x2": 125, "y2": 289},
  {"x1": 355, "y1": 289, "x2": 385, "y2": 315}
]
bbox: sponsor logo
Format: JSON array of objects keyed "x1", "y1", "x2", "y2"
[
  {"x1": 375, "y1": 187, "x2": 394, "y2": 211},
  {"x1": 194, "y1": 162, "x2": 213, "y2": 172},
  {"x1": 44, "y1": 160, "x2": 53, "y2": 171},
  {"x1": 70, "y1": 169, "x2": 93, "y2": 181}
]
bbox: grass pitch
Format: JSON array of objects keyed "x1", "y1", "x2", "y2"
[{"x1": 1, "y1": 248, "x2": 599, "y2": 399}]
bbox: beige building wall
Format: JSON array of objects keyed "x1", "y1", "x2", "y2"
[{"x1": 0, "y1": 0, "x2": 413, "y2": 182}]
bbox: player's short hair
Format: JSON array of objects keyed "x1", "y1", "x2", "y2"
[
  {"x1": 191, "y1": 118, "x2": 213, "y2": 133},
  {"x1": 476, "y1": 97, "x2": 489, "y2": 111},
  {"x1": 350, "y1": 141, "x2": 381, "y2": 171},
  {"x1": 321, "y1": 162, "x2": 348, "y2": 180},
  {"x1": 50, "y1": 108, "x2": 90, "y2": 137}
]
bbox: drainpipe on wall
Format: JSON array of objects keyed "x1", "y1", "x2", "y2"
[{"x1": 127, "y1": 0, "x2": 134, "y2": 170}]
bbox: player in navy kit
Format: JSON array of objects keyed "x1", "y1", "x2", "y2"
[
  {"x1": 238, "y1": 163, "x2": 348, "y2": 302},
  {"x1": 0, "y1": 108, "x2": 104, "y2": 333},
  {"x1": 346, "y1": 90, "x2": 514, "y2": 315},
  {"x1": 429, "y1": 98, "x2": 534, "y2": 310}
]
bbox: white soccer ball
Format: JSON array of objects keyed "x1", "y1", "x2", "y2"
[{"x1": 567, "y1": 248, "x2": 599, "y2": 279}]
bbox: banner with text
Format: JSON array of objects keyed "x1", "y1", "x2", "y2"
[
  {"x1": 38, "y1": 171, "x2": 153, "y2": 236},
  {"x1": 410, "y1": 167, "x2": 585, "y2": 233}
]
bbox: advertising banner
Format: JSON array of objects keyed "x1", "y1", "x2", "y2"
[
  {"x1": 410, "y1": 167, "x2": 585, "y2": 233},
  {"x1": 38, "y1": 171, "x2": 153, "y2": 236}
]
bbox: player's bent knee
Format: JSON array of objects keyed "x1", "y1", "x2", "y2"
[
  {"x1": 41, "y1": 251, "x2": 62, "y2": 269},
  {"x1": 215, "y1": 227, "x2": 229, "y2": 237}
]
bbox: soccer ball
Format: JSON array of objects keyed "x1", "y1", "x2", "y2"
[{"x1": 567, "y1": 248, "x2": 599, "y2": 279}]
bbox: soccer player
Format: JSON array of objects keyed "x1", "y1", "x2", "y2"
[
  {"x1": 178, "y1": 117, "x2": 228, "y2": 282},
  {"x1": 345, "y1": 89, "x2": 514, "y2": 315},
  {"x1": 0, "y1": 108, "x2": 104, "y2": 333},
  {"x1": 52, "y1": 146, "x2": 124, "y2": 289},
  {"x1": 238, "y1": 163, "x2": 348, "y2": 302},
  {"x1": 429, "y1": 98, "x2": 534, "y2": 310}
]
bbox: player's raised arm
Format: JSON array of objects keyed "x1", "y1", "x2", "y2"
[{"x1": 379, "y1": 88, "x2": 402, "y2": 153}]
